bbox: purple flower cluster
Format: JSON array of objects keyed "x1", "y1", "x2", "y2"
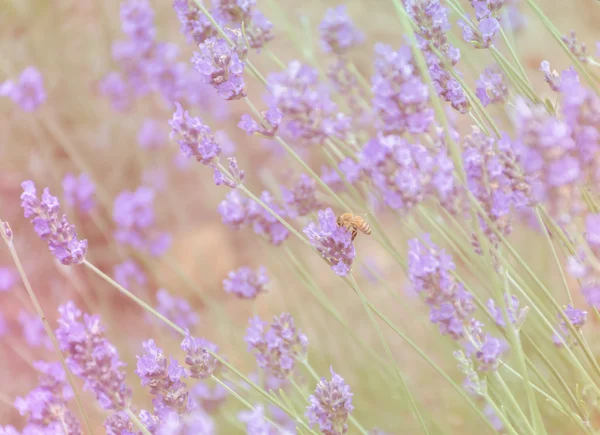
[
  {"x1": 218, "y1": 190, "x2": 290, "y2": 245},
  {"x1": 562, "y1": 31, "x2": 588, "y2": 63},
  {"x1": 372, "y1": 44, "x2": 434, "y2": 134},
  {"x1": 181, "y1": 332, "x2": 222, "y2": 379},
  {"x1": 487, "y1": 294, "x2": 528, "y2": 328},
  {"x1": 191, "y1": 33, "x2": 247, "y2": 100},
  {"x1": 191, "y1": 381, "x2": 228, "y2": 413},
  {"x1": 303, "y1": 208, "x2": 355, "y2": 276},
  {"x1": 458, "y1": 17, "x2": 500, "y2": 49},
  {"x1": 173, "y1": 0, "x2": 273, "y2": 51},
  {"x1": 553, "y1": 304, "x2": 587, "y2": 348},
  {"x1": 20, "y1": 181, "x2": 88, "y2": 265},
  {"x1": 407, "y1": 0, "x2": 469, "y2": 114},
  {"x1": 223, "y1": 266, "x2": 269, "y2": 299},
  {"x1": 409, "y1": 236, "x2": 508, "y2": 370},
  {"x1": 0, "y1": 67, "x2": 46, "y2": 111},
  {"x1": 306, "y1": 367, "x2": 353, "y2": 435},
  {"x1": 475, "y1": 65, "x2": 508, "y2": 106},
  {"x1": 341, "y1": 135, "x2": 457, "y2": 212},
  {"x1": 136, "y1": 339, "x2": 195, "y2": 414},
  {"x1": 463, "y1": 128, "x2": 530, "y2": 248},
  {"x1": 267, "y1": 61, "x2": 348, "y2": 146},
  {"x1": 156, "y1": 288, "x2": 199, "y2": 332},
  {"x1": 15, "y1": 361, "x2": 81, "y2": 434},
  {"x1": 318, "y1": 5, "x2": 364, "y2": 55},
  {"x1": 539, "y1": 61, "x2": 561, "y2": 92},
  {"x1": 513, "y1": 90, "x2": 588, "y2": 223},
  {"x1": 56, "y1": 301, "x2": 132, "y2": 411},
  {"x1": 244, "y1": 313, "x2": 308, "y2": 379},
  {"x1": 408, "y1": 235, "x2": 476, "y2": 339},
  {"x1": 113, "y1": 186, "x2": 172, "y2": 256},
  {"x1": 282, "y1": 174, "x2": 322, "y2": 218},
  {"x1": 62, "y1": 173, "x2": 96, "y2": 214},
  {"x1": 170, "y1": 102, "x2": 245, "y2": 188},
  {"x1": 238, "y1": 106, "x2": 282, "y2": 138}
]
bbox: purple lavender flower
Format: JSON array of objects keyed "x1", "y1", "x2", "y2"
[
  {"x1": 56, "y1": 301, "x2": 132, "y2": 411},
  {"x1": 238, "y1": 405, "x2": 278, "y2": 435},
  {"x1": 245, "y1": 10, "x2": 275, "y2": 51},
  {"x1": 238, "y1": 106, "x2": 282, "y2": 137},
  {"x1": 136, "y1": 339, "x2": 194, "y2": 414},
  {"x1": 0, "y1": 67, "x2": 46, "y2": 111},
  {"x1": 246, "y1": 191, "x2": 290, "y2": 246},
  {"x1": 408, "y1": 235, "x2": 475, "y2": 339},
  {"x1": 553, "y1": 304, "x2": 588, "y2": 348},
  {"x1": 223, "y1": 266, "x2": 269, "y2": 299},
  {"x1": 104, "y1": 411, "x2": 141, "y2": 434},
  {"x1": 20, "y1": 181, "x2": 88, "y2": 265},
  {"x1": 475, "y1": 66, "x2": 507, "y2": 106},
  {"x1": 562, "y1": 31, "x2": 588, "y2": 62},
  {"x1": 156, "y1": 288, "x2": 199, "y2": 331},
  {"x1": 113, "y1": 186, "x2": 171, "y2": 256},
  {"x1": 306, "y1": 367, "x2": 353, "y2": 435},
  {"x1": 513, "y1": 99, "x2": 581, "y2": 223},
  {"x1": 0, "y1": 426, "x2": 19, "y2": 435},
  {"x1": 487, "y1": 294, "x2": 528, "y2": 328},
  {"x1": 18, "y1": 311, "x2": 52, "y2": 349},
  {"x1": 244, "y1": 313, "x2": 308, "y2": 379},
  {"x1": 114, "y1": 259, "x2": 147, "y2": 289},
  {"x1": 0, "y1": 267, "x2": 17, "y2": 292},
  {"x1": 62, "y1": 173, "x2": 96, "y2": 214},
  {"x1": 372, "y1": 44, "x2": 434, "y2": 134},
  {"x1": 170, "y1": 102, "x2": 221, "y2": 165},
  {"x1": 318, "y1": 5, "x2": 364, "y2": 55},
  {"x1": 218, "y1": 190, "x2": 251, "y2": 230},
  {"x1": 475, "y1": 335, "x2": 508, "y2": 371},
  {"x1": 173, "y1": 0, "x2": 218, "y2": 45},
  {"x1": 407, "y1": 0, "x2": 469, "y2": 113},
  {"x1": 15, "y1": 361, "x2": 81, "y2": 434},
  {"x1": 282, "y1": 174, "x2": 322, "y2": 218},
  {"x1": 458, "y1": 17, "x2": 499, "y2": 49},
  {"x1": 191, "y1": 36, "x2": 246, "y2": 100},
  {"x1": 539, "y1": 61, "x2": 561, "y2": 91},
  {"x1": 304, "y1": 208, "x2": 355, "y2": 276},
  {"x1": 267, "y1": 61, "x2": 345, "y2": 146},
  {"x1": 181, "y1": 332, "x2": 222, "y2": 379},
  {"x1": 463, "y1": 128, "x2": 530, "y2": 248}
]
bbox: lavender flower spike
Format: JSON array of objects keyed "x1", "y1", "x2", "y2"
[
  {"x1": 223, "y1": 266, "x2": 269, "y2": 299},
  {"x1": 244, "y1": 313, "x2": 308, "y2": 379},
  {"x1": 0, "y1": 66, "x2": 46, "y2": 111},
  {"x1": 20, "y1": 180, "x2": 88, "y2": 265},
  {"x1": 56, "y1": 301, "x2": 132, "y2": 411},
  {"x1": 191, "y1": 36, "x2": 246, "y2": 100},
  {"x1": 306, "y1": 367, "x2": 354, "y2": 435},
  {"x1": 304, "y1": 208, "x2": 355, "y2": 276},
  {"x1": 181, "y1": 331, "x2": 222, "y2": 379}
]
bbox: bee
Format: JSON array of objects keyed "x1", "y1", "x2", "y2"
[{"x1": 336, "y1": 213, "x2": 371, "y2": 241}]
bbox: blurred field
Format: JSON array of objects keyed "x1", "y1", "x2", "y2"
[{"x1": 2, "y1": 0, "x2": 600, "y2": 433}]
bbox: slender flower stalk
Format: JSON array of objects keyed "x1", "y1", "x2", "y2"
[{"x1": 0, "y1": 220, "x2": 93, "y2": 434}]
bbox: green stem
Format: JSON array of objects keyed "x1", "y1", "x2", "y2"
[
  {"x1": 2, "y1": 225, "x2": 94, "y2": 435},
  {"x1": 126, "y1": 408, "x2": 152, "y2": 435}
]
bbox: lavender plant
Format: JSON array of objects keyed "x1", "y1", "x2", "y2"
[{"x1": 3, "y1": 0, "x2": 600, "y2": 433}]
